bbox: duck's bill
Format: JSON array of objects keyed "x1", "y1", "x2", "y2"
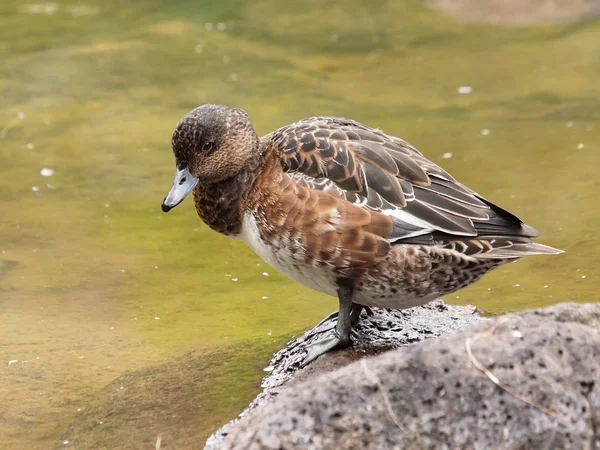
[{"x1": 161, "y1": 168, "x2": 199, "y2": 212}]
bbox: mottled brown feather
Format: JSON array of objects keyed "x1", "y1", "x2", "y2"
[
  {"x1": 246, "y1": 152, "x2": 393, "y2": 275},
  {"x1": 268, "y1": 116, "x2": 545, "y2": 240}
]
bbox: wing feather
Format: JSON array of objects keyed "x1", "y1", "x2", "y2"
[{"x1": 268, "y1": 116, "x2": 540, "y2": 245}]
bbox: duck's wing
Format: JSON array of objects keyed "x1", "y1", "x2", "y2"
[{"x1": 267, "y1": 116, "x2": 537, "y2": 243}]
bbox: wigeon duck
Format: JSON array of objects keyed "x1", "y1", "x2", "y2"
[{"x1": 161, "y1": 104, "x2": 563, "y2": 365}]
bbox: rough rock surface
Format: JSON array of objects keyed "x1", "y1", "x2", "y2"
[
  {"x1": 426, "y1": 0, "x2": 600, "y2": 25},
  {"x1": 205, "y1": 300, "x2": 483, "y2": 450},
  {"x1": 214, "y1": 302, "x2": 600, "y2": 450}
]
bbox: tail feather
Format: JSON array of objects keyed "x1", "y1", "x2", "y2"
[{"x1": 475, "y1": 242, "x2": 564, "y2": 259}]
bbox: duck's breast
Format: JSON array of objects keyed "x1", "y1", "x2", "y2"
[{"x1": 238, "y1": 213, "x2": 339, "y2": 297}]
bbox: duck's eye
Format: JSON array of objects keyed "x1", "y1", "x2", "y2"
[{"x1": 202, "y1": 141, "x2": 215, "y2": 152}]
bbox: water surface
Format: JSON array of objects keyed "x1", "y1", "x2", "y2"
[{"x1": 1, "y1": 1, "x2": 599, "y2": 448}]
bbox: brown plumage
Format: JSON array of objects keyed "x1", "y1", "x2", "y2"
[
  {"x1": 161, "y1": 104, "x2": 563, "y2": 364},
  {"x1": 247, "y1": 154, "x2": 393, "y2": 275}
]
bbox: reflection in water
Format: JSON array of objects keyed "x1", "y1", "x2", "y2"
[{"x1": 0, "y1": 0, "x2": 598, "y2": 447}]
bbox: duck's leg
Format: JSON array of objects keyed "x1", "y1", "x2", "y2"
[
  {"x1": 301, "y1": 280, "x2": 355, "y2": 367},
  {"x1": 306, "y1": 302, "x2": 369, "y2": 337}
]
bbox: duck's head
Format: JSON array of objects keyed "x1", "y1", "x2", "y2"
[{"x1": 161, "y1": 104, "x2": 259, "y2": 212}]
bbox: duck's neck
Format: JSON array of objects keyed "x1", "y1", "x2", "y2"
[{"x1": 192, "y1": 142, "x2": 278, "y2": 237}]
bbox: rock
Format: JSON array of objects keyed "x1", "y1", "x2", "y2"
[
  {"x1": 205, "y1": 300, "x2": 483, "y2": 449},
  {"x1": 56, "y1": 300, "x2": 480, "y2": 450},
  {"x1": 215, "y1": 303, "x2": 600, "y2": 450},
  {"x1": 426, "y1": 0, "x2": 600, "y2": 25}
]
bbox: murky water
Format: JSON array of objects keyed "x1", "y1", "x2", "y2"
[{"x1": 1, "y1": 1, "x2": 598, "y2": 448}]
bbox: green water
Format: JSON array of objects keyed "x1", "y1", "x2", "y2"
[{"x1": 1, "y1": 0, "x2": 598, "y2": 448}]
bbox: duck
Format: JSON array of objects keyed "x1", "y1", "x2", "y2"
[{"x1": 161, "y1": 104, "x2": 563, "y2": 366}]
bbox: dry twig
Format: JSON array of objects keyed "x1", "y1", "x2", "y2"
[
  {"x1": 360, "y1": 359, "x2": 407, "y2": 433},
  {"x1": 465, "y1": 321, "x2": 569, "y2": 425}
]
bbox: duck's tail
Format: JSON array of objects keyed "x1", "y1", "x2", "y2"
[{"x1": 473, "y1": 240, "x2": 564, "y2": 260}]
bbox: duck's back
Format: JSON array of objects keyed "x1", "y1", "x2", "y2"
[{"x1": 263, "y1": 116, "x2": 561, "y2": 257}]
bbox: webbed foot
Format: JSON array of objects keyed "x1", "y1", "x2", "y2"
[
  {"x1": 300, "y1": 283, "x2": 366, "y2": 367},
  {"x1": 301, "y1": 328, "x2": 351, "y2": 368}
]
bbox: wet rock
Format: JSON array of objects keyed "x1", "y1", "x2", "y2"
[
  {"x1": 212, "y1": 303, "x2": 600, "y2": 450},
  {"x1": 205, "y1": 300, "x2": 483, "y2": 449},
  {"x1": 426, "y1": 0, "x2": 600, "y2": 25}
]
